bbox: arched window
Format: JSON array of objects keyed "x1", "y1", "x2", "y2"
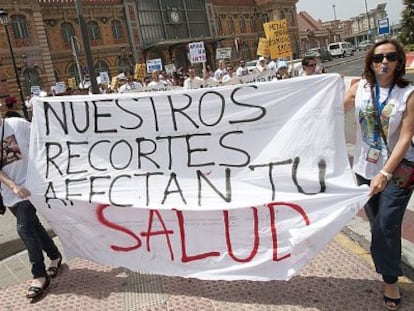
[
  {"x1": 87, "y1": 21, "x2": 101, "y2": 40},
  {"x1": 239, "y1": 16, "x2": 246, "y2": 33},
  {"x1": 11, "y1": 14, "x2": 29, "y2": 39},
  {"x1": 288, "y1": 9, "x2": 295, "y2": 24},
  {"x1": 68, "y1": 63, "x2": 81, "y2": 85},
  {"x1": 215, "y1": 16, "x2": 222, "y2": 35},
  {"x1": 240, "y1": 42, "x2": 251, "y2": 60},
  {"x1": 228, "y1": 16, "x2": 235, "y2": 33},
  {"x1": 94, "y1": 60, "x2": 110, "y2": 76},
  {"x1": 250, "y1": 16, "x2": 256, "y2": 32},
  {"x1": 111, "y1": 20, "x2": 123, "y2": 39},
  {"x1": 61, "y1": 22, "x2": 75, "y2": 45},
  {"x1": 23, "y1": 67, "x2": 41, "y2": 95}
]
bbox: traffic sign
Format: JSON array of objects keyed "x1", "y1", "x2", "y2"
[{"x1": 378, "y1": 18, "x2": 390, "y2": 35}]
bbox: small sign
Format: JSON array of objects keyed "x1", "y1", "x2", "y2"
[
  {"x1": 146, "y1": 59, "x2": 163, "y2": 73},
  {"x1": 99, "y1": 72, "x2": 110, "y2": 84},
  {"x1": 216, "y1": 48, "x2": 232, "y2": 59},
  {"x1": 165, "y1": 63, "x2": 176, "y2": 74},
  {"x1": 54, "y1": 82, "x2": 66, "y2": 94},
  {"x1": 188, "y1": 41, "x2": 206, "y2": 64},
  {"x1": 30, "y1": 85, "x2": 41, "y2": 96},
  {"x1": 378, "y1": 18, "x2": 390, "y2": 35},
  {"x1": 134, "y1": 63, "x2": 146, "y2": 81}
]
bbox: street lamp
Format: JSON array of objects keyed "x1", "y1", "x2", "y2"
[
  {"x1": 0, "y1": 8, "x2": 29, "y2": 120},
  {"x1": 364, "y1": 0, "x2": 371, "y2": 41},
  {"x1": 332, "y1": 4, "x2": 337, "y2": 21},
  {"x1": 118, "y1": 46, "x2": 135, "y2": 74}
]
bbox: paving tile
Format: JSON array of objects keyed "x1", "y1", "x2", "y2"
[{"x1": 0, "y1": 235, "x2": 413, "y2": 310}]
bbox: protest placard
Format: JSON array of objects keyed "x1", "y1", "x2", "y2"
[
  {"x1": 188, "y1": 41, "x2": 207, "y2": 64},
  {"x1": 263, "y1": 19, "x2": 292, "y2": 59},
  {"x1": 257, "y1": 38, "x2": 270, "y2": 57}
]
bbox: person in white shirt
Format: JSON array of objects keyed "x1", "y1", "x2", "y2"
[
  {"x1": 147, "y1": 70, "x2": 168, "y2": 90},
  {"x1": 256, "y1": 56, "x2": 269, "y2": 73},
  {"x1": 214, "y1": 60, "x2": 226, "y2": 81},
  {"x1": 118, "y1": 71, "x2": 143, "y2": 93},
  {"x1": 0, "y1": 117, "x2": 62, "y2": 299},
  {"x1": 236, "y1": 60, "x2": 249, "y2": 77},
  {"x1": 268, "y1": 58, "x2": 277, "y2": 72},
  {"x1": 301, "y1": 56, "x2": 318, "y2": 76},
  {"x1": 183, "y1": 66, "x2": 204, "y2": 89},
  {"x1": 160, "y1": 71, "x2": 173, "y2": 86},
  {"x1": 275, "y1": 60, "x2": 290, "y2": 80},
  {"x1": 222, "y1": 65, "x2": 241, "y2": 85}
]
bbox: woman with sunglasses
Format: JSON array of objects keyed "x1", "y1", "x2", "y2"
[{"x1": 344, "y1": 39, "x2": 414, "y2": 310}]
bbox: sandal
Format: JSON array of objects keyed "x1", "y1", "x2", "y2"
[
  {"x1": 26, "y1": 276, "x2": 50, "y2": 299},
  {"x1": 47, "y1": 256, "x2": 62, "y2": 278},
  {"x1": 383, "y1": 295, "x2": 401, "y2": 311}
]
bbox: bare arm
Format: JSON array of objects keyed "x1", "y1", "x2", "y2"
[
  {"x1": 343, "y1": 81, "x2": 358, "y2": 113},
  {"x1": 369, "y1": 91, "x2": 414, "y2": 196},
  {"x1": 0, "y1": 170, "x2": 31, "y2": 199}
]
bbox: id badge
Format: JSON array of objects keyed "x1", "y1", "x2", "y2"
[{"x1": 366, "y1": 146, "x2": 381, "y2": 163}]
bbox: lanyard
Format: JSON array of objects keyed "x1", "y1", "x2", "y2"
[{"x1": 372, "y1": 83, "x2": 394, "y2": 145}]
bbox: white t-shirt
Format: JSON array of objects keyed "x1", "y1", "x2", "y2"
[
  {"x1": 118, "y1": 81, "x2": 143, "y2": 93},
  {"x1": 147, "y1": 80, "x2": 168, "y2": 90},
  {"x1": 214, "y1": 68, "x2": 226, "y2": 81},
  {"x1": 353, "y1": 79, "x2": 414, "y2": 179},
  {"x1": 222, "y1": 74, "x2": 241, "y2": 85},
  {"x1": 236, "y1": 66, "x2": 249, "y2": 77},
  {"x1": 183, "y1": 76, "x2": 204, "y2": 89},
  {"x1": 0, "y1": 118, "x2": 31, "y2": 206}
]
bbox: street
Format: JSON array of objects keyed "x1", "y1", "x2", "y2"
[{"x1": 325, "y1": 50, "x2": 414, "y2": 82}]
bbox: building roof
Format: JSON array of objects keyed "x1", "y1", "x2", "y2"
[{"x1": 297, "y1": 11, "x2": 324, "y2": 32}]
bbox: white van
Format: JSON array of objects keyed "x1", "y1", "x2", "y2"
[{"x1": 328, "y1": 42, "x2": 354, "y2": 58}]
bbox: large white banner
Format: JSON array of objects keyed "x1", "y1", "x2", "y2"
[{"x1": 27, "y1": 74, "x2": 368, "y2": 281}]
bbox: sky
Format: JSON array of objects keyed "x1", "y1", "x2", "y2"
[{"x1": 296, "y1": 0, "x2": 405, "y2": 25}]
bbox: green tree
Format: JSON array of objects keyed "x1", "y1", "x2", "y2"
[{"x1": 399, "y1": 0, "x2": 414, "y2": 43}]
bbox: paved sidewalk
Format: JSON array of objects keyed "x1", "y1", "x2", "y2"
[{"x1": 0, "y1": 233, "x2": 413, "y2": 310}]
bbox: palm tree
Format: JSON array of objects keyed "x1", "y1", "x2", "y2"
[{"x1": 399, "y1": 0, "x2": 414, "y2": 44}]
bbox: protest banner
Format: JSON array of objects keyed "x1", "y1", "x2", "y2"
[
  {"x1": 27, "y1": 74, "x2": 368, "y2": 281},
  {"x1": 263, "y1": 19, "x2": 292, "y2": 59},
  {"x1": 239, "y1": 70, "x2": 277, "y2": 84}
]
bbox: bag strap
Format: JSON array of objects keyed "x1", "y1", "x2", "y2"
[
  {"x1": 371, "y1": 87, "x2": 414, "y2": 154},
  {"x1": 370, "y1": 86, "x2": 391, "y2": 157}
]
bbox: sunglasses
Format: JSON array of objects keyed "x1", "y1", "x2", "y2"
[
  {"x1": 372, "y1": 52, "x2": 398, "y2": 63},
  {"x1": 306, "y1": 64, "x2": 316, "y2": 67}
]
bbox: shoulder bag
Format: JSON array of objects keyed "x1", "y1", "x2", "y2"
[{"x1": 0, "y1": 119, "x2": 6, "y2": 214}]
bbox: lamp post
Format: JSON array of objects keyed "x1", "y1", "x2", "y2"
[
  {"x1": 332, "y1": 4, "x2": 337, "y2": 21},
  {"x1": 0, "y1": 8, "x2": 29, "y2": 120},
  {"x1": 75, "y1": 0, "x2": 99, "y2": 94},
  {"x1": 118, "y1": 46, "x2": 135, "y2": 74},
  {"x1": 364, "y1": 0, "x2": 371, "y2": 41}
]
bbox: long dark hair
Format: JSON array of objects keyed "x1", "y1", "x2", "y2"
[{"x1": 363, "y1": 39, "x2": 409, "y2": 88}]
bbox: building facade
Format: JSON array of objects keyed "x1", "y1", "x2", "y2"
[
  {"x1": 297, "y1": 3, "x2": 388, "y2": 55},
  {"x1": 0, "y1": 0, "x2": 300, "y2": 104}
]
